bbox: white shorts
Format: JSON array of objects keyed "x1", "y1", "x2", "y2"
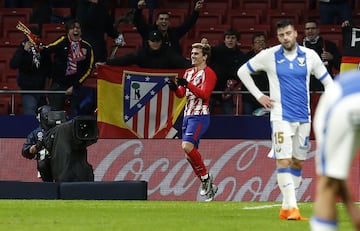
[
  {"x1": 313, "y1": 88, "x2": 360, "y2": 180},
  {"x1": 269, "y1": 120, "x2": 311, "y2": 160}
]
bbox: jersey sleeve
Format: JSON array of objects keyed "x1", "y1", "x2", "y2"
[
  {"x1": 237, "y1": 50, "x2": 270, "y2": 100},
  {"x1": 187, "y1": 67, "x2": 217, "y2": 100},
  {"x1": 309, "y1": 49, "x2": 333, "y2": 90},
  {"x1": 246, "y1": 49, "x2": 269, "y2": 72}
]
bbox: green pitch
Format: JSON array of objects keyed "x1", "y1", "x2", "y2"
[{"x1": 0, "y1": 201, "x2": 355, "y2": 231}]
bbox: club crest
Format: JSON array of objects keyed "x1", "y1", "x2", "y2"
[{"x1": 297, "y1": 57, "x2": 305, "y2": 66}]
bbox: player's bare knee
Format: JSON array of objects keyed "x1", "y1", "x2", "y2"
[
  {"x1": 318, "y1": 176, "x2": 339, "y2": 189},
  {"x1": 276, "y1": 158, "x2": 292, "y2": 168},
  {"x1": 291, "y1": 158, "x2": 304, "y2": 170},
  {"x1": 181, "y1": 141, "x2": 194, "y2": 154}
]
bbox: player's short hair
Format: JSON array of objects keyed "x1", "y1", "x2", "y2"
[
  {"x1": 192, "y1": 42, "x2": 211, "y2": 57},
  {"x1": 276, "y1": 19, "x2": 294, "y2": 29}
]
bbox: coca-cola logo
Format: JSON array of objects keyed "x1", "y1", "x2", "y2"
[{"x1": 93, "y1": 140, "x2": 316, "y2": 201}]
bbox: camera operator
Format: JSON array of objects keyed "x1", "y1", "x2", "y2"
[
  {"x1": 22, "y1": 104, "x2": 97, "y2": 182},
  {"x1": 22, "y1": 105, "x2": 53, "y2": 182}
]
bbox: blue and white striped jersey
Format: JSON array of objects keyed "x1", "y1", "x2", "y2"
[{"x1": 238, "y1": 43, "x2": 333, "y2": 122}]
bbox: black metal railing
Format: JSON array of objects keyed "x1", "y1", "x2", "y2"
[
  {"x1": 0, "y1": 90, "x2": 66, "y2": 115},
  {"x1": 0, "y1": 89, "x2": 323, "y2": 116}
]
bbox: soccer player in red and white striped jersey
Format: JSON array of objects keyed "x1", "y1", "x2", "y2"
[{"x1": 167, "y1": 42, "x2": 217, "y2": 201}]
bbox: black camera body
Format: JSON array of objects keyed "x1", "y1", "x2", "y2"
[
  {"x1": 73, "y1": 115, "x2": 99, "y2": 142},
  {"x1": 42, "y1": 115, "x2": 98, "y2": 182},
  {"x1": 47, "y1": 110, "x2": 67, "y2": 127}
]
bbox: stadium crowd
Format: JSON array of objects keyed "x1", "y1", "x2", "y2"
[{"x1": 0, "y1": 0, "x2": 358, "y2": 115}]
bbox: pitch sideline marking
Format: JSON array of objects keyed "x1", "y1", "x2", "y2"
[{"x1": 243, "y1": 204, "x2": 282, "y2": 210}]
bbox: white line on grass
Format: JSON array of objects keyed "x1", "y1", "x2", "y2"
[{"x1": 243, "y1": 204, "x2": 282, "y2": 210}]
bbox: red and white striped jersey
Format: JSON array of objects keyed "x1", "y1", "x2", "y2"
[{"x1": 177, "y1": 66, "x2": 217, "y2": 116}]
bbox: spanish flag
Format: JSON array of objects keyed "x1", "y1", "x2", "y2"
[
  {"x1": 340, "y1": 26, "x2": 360, "y2": 73},
  {"x1": 97, "y1": 65, "x2": 186, "y2": 138}
]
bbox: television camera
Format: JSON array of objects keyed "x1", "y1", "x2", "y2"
[{"x1": 39, "y1": 110, "x2": 98, "y2": 182}]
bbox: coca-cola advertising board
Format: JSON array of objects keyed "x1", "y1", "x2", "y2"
[{"x1": 1, "y1": 138, "x2": 359, "y2": 201}]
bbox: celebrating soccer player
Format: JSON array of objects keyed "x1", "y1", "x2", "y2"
[{"x1": 167, "y1": 42, "x2": 217, "y2": 201}]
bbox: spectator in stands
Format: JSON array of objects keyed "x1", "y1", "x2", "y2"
[
  {"x1": 302, "y1": 19, "x2": 341, "y2": 91},
  {"x1": 22, "y1": 105, "x2": 53, "y2": 182},
  {"x1": 105, "y1": 30, "x2": 191, "y2": 69},
  {"x1": 202, "y1": 29, "x2": 246, "y2": 115},
  {"x1": 133, "y1": 0, "x2": 204, "y2": 55},
  {"x1": 318, "y1": 0, "x2": 353, "y2": 25},
  {"x1": 42, "y1": 19, "x2": 94, "y2": 116},
  {"x1": 242, "y1": 32, "x2": 269, "y2": 115},
  {"x1": 9, "y1": 25, "x2": 52, "y2": 115},
  {"x1": 74, "y1": 0, "x2": 125, "y2": 63},
  {"x1": 129, "y1": 0, "x2": 158, "y2": 24}
]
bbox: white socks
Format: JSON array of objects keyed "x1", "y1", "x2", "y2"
[
  {"x1": 310, "y1": 217, "x2": 338, "y2": 231},
  {"x1": 277, "y1": 168, "x2": 298, "y2": 209},
  {"x1": 290, "y1": 168, "x2": 302, "y2": 190}
]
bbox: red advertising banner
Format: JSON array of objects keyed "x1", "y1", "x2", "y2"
[{"x1": 1, "y1": 138, "x2": 359, "y2": 201}]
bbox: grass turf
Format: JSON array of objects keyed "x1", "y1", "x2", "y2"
[{"x1": 0, "y1": 201, "x2": 355, "y2": 231}]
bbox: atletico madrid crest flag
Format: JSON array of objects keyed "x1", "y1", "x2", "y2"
[{"x1": 97, "y1": 65, "x2": 186, "y2": 138}]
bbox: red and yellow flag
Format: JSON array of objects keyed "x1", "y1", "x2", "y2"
[
  {"x1": 97, "y1": 65, "x2": 186, "y2": 138},
  {"x1": 340, "y1": 26, "x2": 360, "y2": 73}
]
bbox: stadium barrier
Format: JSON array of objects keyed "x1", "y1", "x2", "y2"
[
  {"x1": 0, "y1": 181, "x2": 148, "y2": 200},
  {"x1": 1, "y1": 138, "x2": 360, "y2": 202},
  {"x1": 0, "y1": 181, "x2": 59, "y2": 199},
  {"x1": 59, "y1": 181, "x2": 147, "y2": 200}
]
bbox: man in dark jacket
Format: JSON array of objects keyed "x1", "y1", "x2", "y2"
[
  {"x1": 133, "y1": 0, "x2": 203, "y2": 55},
  {"x1": 106, "y1": 30, "x2": 191, "y2": 69},
  {"x1": 43, "y1": 19, "x2": 94, "y2": 115},
  {"x1": 205, "y1": 29, "x2": 247, "y2": 114},
  {"x1": 22, "y1": 105, "x2": 53, "y2": 181},
  {"x1": 10, "y1": 26, "x2": 52, "y2": 115},
  {"x1": 302, "y1": 20, "x2": 341, "y2": 91},
  {"x1": 242, "y1": 32, "x2": 269, "y2": 115}
]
